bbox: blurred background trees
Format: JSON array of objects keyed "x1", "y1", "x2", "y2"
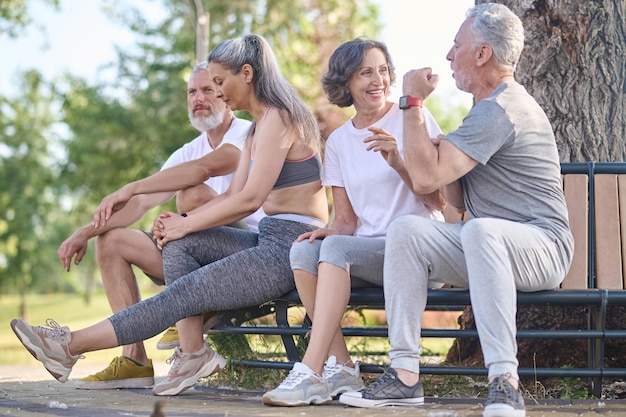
[{"x1": 0, "y1": 0, "x2": 470, "y2": 312}]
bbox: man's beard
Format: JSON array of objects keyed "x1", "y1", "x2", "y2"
[{"x1": 189, "y1": 107, "x2": 225, "y2": 132}]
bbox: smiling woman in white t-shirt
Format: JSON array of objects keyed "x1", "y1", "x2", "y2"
[{"x1": 263, "y1": 38, "x2": 446, "y2": 407}]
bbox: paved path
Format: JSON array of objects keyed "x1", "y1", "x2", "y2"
[{"x1": 1, "y1": 365, "x2": 624, "y2": 417}]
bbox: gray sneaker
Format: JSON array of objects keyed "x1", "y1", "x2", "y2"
[
  {"x1": 339, "y1": 367, "x2": 424, "y2": 408},
  {"x1": 152, "y1": 343, "x2": 227, "y2": 396},
  {"x1": 322, "y1": 356, "x2": 365, "y2": 397},
  {"x1": 483, "y1": 374, "x2": 526, "y2": 417},
  {"x1": 10, "y1": 318, "x2": 83, "y2": 383},
  {"x1": 262, "y1": 362, "x2": 332, "y2": 406}
]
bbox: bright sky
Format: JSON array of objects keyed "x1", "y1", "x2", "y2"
[{"x1": 0, "y1": 0, "x2": 474, "y2": 106}]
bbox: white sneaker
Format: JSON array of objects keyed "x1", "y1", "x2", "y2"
[
  {"x1": 10, "y1": 318, "x2": 83, "y2": 382},
  {"x1": 262, "y1": 362, "x2": 332, "y2": 406},
  {"x1": 323, "y1": 355, "x2": 365, "y2": 397}
]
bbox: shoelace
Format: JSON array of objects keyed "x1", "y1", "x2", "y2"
[
  {"x1": 165, "y1": 347, "x2": 184, "y2": 376},
  {"x1": 322, "y1": 362, "x2": 342, "y2": 379},
  {"x1": 93, "y1": 358, "x2": 121, "y2": 377},
  {"x1": 278, "y1": 368, "x2": 311, "y2": 389},
  {"x1": 487, "y1": 373, "x2": 516, "y2": 403},
  {"x1": 367, "y1": 369, "x2": 395, "y2": 391},
  {"x1": 35, "y1": 318, "x2": 69, "y2": 341}
]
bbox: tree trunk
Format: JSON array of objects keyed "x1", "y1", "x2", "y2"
[
  {"x1": 509, "y1": 0, "x2": 626, "y2": 163},
  {"x1": 446, "y1": 0, "x2": 626, "y2": 383}
]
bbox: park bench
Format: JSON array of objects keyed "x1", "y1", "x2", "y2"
[{"x1": 211, "y1": 161, "x2": 626, "y2": 397}]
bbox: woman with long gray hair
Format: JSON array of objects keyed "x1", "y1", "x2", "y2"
[{"x1": 11, "y1": 34, "x2": 328, "y2": 397}]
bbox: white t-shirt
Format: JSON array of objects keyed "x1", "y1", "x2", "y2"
[
  {"x1": 324, "y1": 103, "x2": 444, "y2": 238},
  {"x1": 161, "y1": 117, "x2": 265, "y2": 232}
]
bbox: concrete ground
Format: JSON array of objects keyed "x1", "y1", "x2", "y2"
[{"x1": 1, "y1": 364, "x2": 624, "y2": 417}]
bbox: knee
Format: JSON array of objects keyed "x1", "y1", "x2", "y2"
[
  {"x1": 289, "y1": 240, "x2": 320, "y2": 275},
  {"x1": 387, "y1": 215, "x2": 428, "y2": 245},
  {"x1": 95, "y1": 229, "x2": 125, "y2": 261},
  {"x1": 460, "y1": 218, "x2": 496, "y2": 247},
  {"x1": 176, "y1": 185, "x2": 218, "y2": 213},
  {"x1": 162, "y1": 237, "x2": 186, "y2": 260}
]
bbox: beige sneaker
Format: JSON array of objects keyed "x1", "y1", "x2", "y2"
[
  {"x1": 75, "y1": 356, "x2": 155, "y2": 389},
  {"x1": 10, "y1": 318, "x2": 83, "y2": 382},
  {"x1": 152, "y1": 343, "x2": 227, "y2": 396},
  {"x1": 156, "y1": 312, "x2": 222, "y2": 350},
  {"x1": 323, "y1": 356, "x2": 365, "y2": 397}
]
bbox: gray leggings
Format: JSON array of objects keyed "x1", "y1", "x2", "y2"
[
  {"x1": 290, "y1": 235, "x2": 386, "y2": 287},
  {"x1": 109, "y1": 217, "x2": 319, "y2": 345}
]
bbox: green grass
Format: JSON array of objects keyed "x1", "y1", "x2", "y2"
[{"x1": 0, "y1": 290, "x2": 172, "y2": 367}]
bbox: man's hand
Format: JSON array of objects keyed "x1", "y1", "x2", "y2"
[
  {"x1": 57, "y1": 232, "x2": 89, "y2": 272},
  {"x1": 93, "y1": 185, "x2": 134, "y2": 228},
  {"x1": 403, "y1": 67, "x2": 439, "y2": 99}
]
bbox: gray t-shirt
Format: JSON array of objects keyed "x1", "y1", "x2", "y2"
[{"x1": 446, "y1": 82, "x2": 573, "y2": 257}]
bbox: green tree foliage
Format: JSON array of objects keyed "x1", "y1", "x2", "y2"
[
  {"x1": 0, "y1": 70, "x2": 75, "y2": 305},
  {"x1": 424, "y1": 95, "x2": 470, "y2": 135},
  {"x1": 0, "y1": 0, "x2": 59, "y2": 37},
  {"x1": 59, "y1": 0, "x2": 382, "y2": 220}
]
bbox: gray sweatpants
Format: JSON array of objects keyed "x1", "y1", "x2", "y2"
[
  {"x1": 109, "y1": 217, "x2": 319, "y2": 345},
  {"x1": 383, "y1": 215, "x2": 571, "y2": 380}
]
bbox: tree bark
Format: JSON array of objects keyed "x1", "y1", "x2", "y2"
[{"x1": 506, "y1": 0, "x2": 626, "y2": 162}]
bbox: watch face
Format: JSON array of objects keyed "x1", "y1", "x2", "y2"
[{"x1": 399, "y1": 96, "x2": 408, "y2": 109}]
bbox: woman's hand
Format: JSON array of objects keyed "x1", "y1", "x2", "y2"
[
  {"x1": 364, "y1": 126, "x2": 402, "y2": 168},
  {"x1": 294, "y1": 228, "x2": 337, "y2": 243},
  {"x1": 152, "y1": 212, "x2": 189, "y2": 249},
  {"x1": 93, "y1": 185, "x2": 134, "y2": 228}
]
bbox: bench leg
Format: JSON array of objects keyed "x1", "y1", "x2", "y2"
[
  {"x1": 588, "y1": 290, "x2": 608, "y2": 398},
  {"x1": 274, "y1": 300, "x2": 303, "y2": 362}
]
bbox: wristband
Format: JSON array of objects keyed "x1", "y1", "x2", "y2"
[{"x1": 399, "y1": 95, "x2": 423, "y2": 110}]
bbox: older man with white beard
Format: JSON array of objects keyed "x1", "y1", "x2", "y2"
[{"x1": 57, "y1": 61, "x2": 262, "y2": 390}]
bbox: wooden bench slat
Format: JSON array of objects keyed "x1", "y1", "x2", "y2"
[
  {"x1": 562, "y1": 174, "x2": 589, "y2": 289},
  {"x1": 594, "y1": 174, "x2": 624, "y2": 289}
]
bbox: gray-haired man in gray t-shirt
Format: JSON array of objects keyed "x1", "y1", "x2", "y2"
[{"x1": 339, "y1": 4, "x2": 574, "y2": 417}]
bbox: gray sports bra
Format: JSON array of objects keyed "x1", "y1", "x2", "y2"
[{"x1": 272, "y1": 152, "x2": 322, "y2": 190}]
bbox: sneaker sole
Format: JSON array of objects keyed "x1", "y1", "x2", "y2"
[
  {"x1": 153, "y1": 354, "x2": 227, "y2": 396},
  {"x1": 262, "y1": 394, "x2": 333, "y2": 407},
  {"x1": 484, "y1": 406, "x2": 526, "y2": 417},
  {"x1": 10, "y1": 319, "x2": 71, "y2": 383},
  {"x1": 75, "y1": 377, "x2": 155, "y2": 390},
  {"x1": 156, "y1": 340, "x2": 179, "y2": 350},
  {"x1": 329, "y1": 383, "x2": 365, "y2": 398},
  {"x1": 339, "y1": 392, "x2": 424, "y2": 408}
]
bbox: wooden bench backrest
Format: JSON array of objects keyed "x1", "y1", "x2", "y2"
[
  {"x1": 555, "y1": 170, "x2": 626, "y2": 290},
  {"x1": 442, "y1": 165, "x2": 626, "y2": 291}
]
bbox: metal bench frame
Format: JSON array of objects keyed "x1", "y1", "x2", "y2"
[{"x1": 211, "y1": 162, "x2": 626, "y2": 397}]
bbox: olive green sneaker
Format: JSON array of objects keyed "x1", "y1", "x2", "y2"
[
  {"x1": 156, "y1": 312, "x2": 222, "y2": 350},
  {"x1": 75, "y1": 356, "x2": 155, "y2": 389},
  {"x1": 156, "y1": 326, "x2": 179, "y2": 350}
]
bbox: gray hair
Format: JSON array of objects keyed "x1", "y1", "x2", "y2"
[
  {"x1": 467, "y1": 3, "x2": 525, "y2": 72},
  {"x1": 208, "y1": 34, "x2": 320, "y2": 146},
  {"x1": 322, "y1": 38, "x2": 396, "y2": 108},
  {"x1": 192, "y1": 61, "x2": 209, "y2": 74}
]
